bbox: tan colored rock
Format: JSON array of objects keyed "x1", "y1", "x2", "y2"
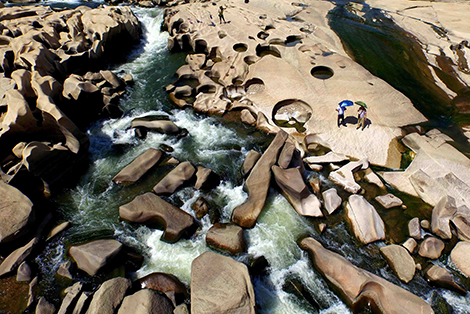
[
  {"x1": 329, "y1": 159, "x2": 369, "y2": 193},
  {"x1": 69, "y1": 239, "x2": 122, "y2": 276},
  {"x1": 451, "y1": 241, "x2": 470, "y2": 278},
  {"x1": 36, "y1": 297, "x2": 56, "y2": 314},
  {"x1": 0, "y1": 238, "x2": 36, "y2": 276},
  {"x1": 191, "y1": 251, "x2": 255, "y2": 314},
  {"x1": 240, "y1": 109, "x2": 256, "y2": 125},
  {"x1": 99, "y1": 70, "x2": 123, "y2": 89},
  {"x1": 117, "y1": 289, "x2": 174, "y2": 314},
  {"x1": 402, "y1": 238, "x2": 417, "y2": 254},
  {"x1": 46, "y1": 221, "x2": 71, "y2": 242},
  {"x1": 278, "y1": 141, "x2": 295, "y2": 169},
  {"x1": 418, "y1": 237, "x2": 445, "y2": 260},
  {"x1": 431, "y1": 195, "x2": 457, "y2": 240},
  {"x1": 272, "y1": 166, "x2": 322, "y2": 217},
  {"x1": 153, "y1": 161, "x2": 196, "y2": 195},
  {"x1": 322, "y1": 188, "x2": 342, "y2": 215},
  {"x1": 194, "y1": 166, "x2": 219, "y2": 190},
  {"x1": 304, "y1": 152, "x2": 348, "y2": 164},
  {"x1": 138, "y1": 272, "x2": 188, "y2": 307},
  {"x1": 206, "y1": 223, "x2": 247, "y2": 255},
  {"x1": 380, "y1": 244, "x2": 415, "y2": 283},
  {"x1": 421, "y1": 220, "x2": 431, "y2": 230},
  {"x1": 11, "y1": 69, "x2": 35, "y2": 98},
  {"x1": 425, "y1": 264, "x2": 466, "y2": 295},
  {"x1": 375, "y1": 193, "x2": 403, "y2": 209},
  {"x1": 300, "y1": 237, "x2": 433, "y2": 314},
  {"x1": 86, "y1": 277, "x2": 131, "y2": 314},
  {"x1": 345, "y1": 195, "x2": 385, "y2": 244},
  {"x1": 232, "y1": 130, "x2": 288, "y2": 228},
  {"x1": 241, "y1": 149, "x2": 261, "y2": 177},
  {"x1": 113, "y1": 148, "x2": 163, "y2": 184},
  {"x1": 408, "y1": 217, "x2": 422, "y2": 240},
  {"x1": 58, "y1": 282, "x2": 82, "y2": 314},
  {"x1": 57, "y1": 261, "x2": 73, "y2": 280},
  {"x1": 131, "y1": 118, "x2": 180, "y2": 134},
  {"x1": 363, "y1": 168, "x2": 385, "y2": 189},
  {"x1": 119, "y1": 193, "x2": 197, "y2": 243}
]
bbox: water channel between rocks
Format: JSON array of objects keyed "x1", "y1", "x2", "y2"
[{"x1": 31, "y1": 3, "x2": 470, "y2": 314}]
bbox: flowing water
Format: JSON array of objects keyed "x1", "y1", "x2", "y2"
[{"x1": 30, "y1": 3, "x2": 470, "y2": 314}]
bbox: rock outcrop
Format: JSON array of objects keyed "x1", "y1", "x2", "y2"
[
  {"x1": 345, "y1": 195, "x2": 385, "y2": 244},
  {"x1": 329, "y1": 159, "x2": 369, "y2": 193}
]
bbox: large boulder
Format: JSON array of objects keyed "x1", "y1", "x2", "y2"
[
  {"x1": 304, "y1": 151, "x2": 349, "y2": 164},
  {"x1": 112, "y1": 148, "x2": 163, "y2": 184},
  {"x1": 194, "y1": 166, "x2": 219, "y2": 190},
  {"x1": 138, "y1": 272, "x2": 189, "y2": 307},
  {"x1": 68, "y1": 239, "x2": 122, "y2": 276},
  {"x1": 131, "y1": 118, "x2": 180, "y2": 134},
  {"x1": 345, "y1": 195, "x2": 385, "y2": 244},
  {"x1": 232, "y1": 130, "x2": 288, "y2": 228},
  {"x1": 272, "y1": 165, "x2": 322, "y2": 217},
  {"x1": 191, "y1": 251, "x2": 256, "y2": 314},
  {"x1": 36, "y1": 297, "x2": 56, "y2": 314},
  {"x1": 241, "y1": 149, "x2": 261, "y2": 177},
  {"x1": 450, "y1": 241, "x2": 470, "y2": 277},
  {"x1": 206, "y1": 223, "x2": 247, "y2": 255},
  {"x1": 119, "y1": 193, "x2": 197, "y2": 243},
  {"x1": 0, "y1": 181, "x2": 33, "y2": 243},
  {"x1": 329, "y1": 159, "x2": 369, "y2": 194},
  {"x1": 86, "y1": 277, "x2": 131, "y2": 314},
  {"x1": 380, "y1": 244, "x2": 415, "y2": 283},
  {"x1": 117, "y1": 289, "x2": 174, "y2": 314},
  {"x1": 300, "y1": 237, "x2": 434, "y2": 314},
  {"x1": 153, "y1": 162, "x2": 196, "y2": 195},
  {"x1": 424, "y1": 265, "x2": 466, "y2": 294},
  {"x1": 418, "y1": 237, "x2": 445, "y2": 260},
  {"x1": 322, "y1": 188, "x2": 342, "y2": 215}
]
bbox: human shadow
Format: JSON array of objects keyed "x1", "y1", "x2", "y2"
[{"x1": 341, "y1": 116, "x2": 372, "y2": 130}]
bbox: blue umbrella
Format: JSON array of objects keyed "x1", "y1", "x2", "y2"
[{"x1": 339, "y1": 100, "x2": 354, "y2": 108}]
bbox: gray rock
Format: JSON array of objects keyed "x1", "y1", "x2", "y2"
[
  {"x1": 69, "y1": 239, "x2": 122, "y2": 276},
  {"x1": 57, "y1": 261, "x2": 73, "y2": 280},
  {"x1": 191, "y1": 251, "x2": 255, "y2": 314},
  {"x1": 36, "y1": 297, "x2": 56, "y2": 314},
  {"x1": 72, "y1": 292, "x2": 90, "y2": 314},
  {"x1": 241, "y1": 150, "x2": 261, "y2": 177},
  {"x1": 113, "y1": 148, "x2": 163, "y2": 184},
  {"x1": 206, "y1": 223, "x2": 247, "y2": 255},
  {"x1": 425, "y1": 264, "x2": 466, "y2": 294},
  {"x1": 421, "y1": 220, "x2": 431, "y2": 230},
  {"x1": 46, "y1": 221, "x2": 71, "y2": 242},
  {"x1": 380, "y1": 244, "x2": 415, "y2": 283},
  {"x1": 322, "y1": 188, "x2": 342, "y2": 215},
  {"x1": 86, "y1": 277, "x2": 131, "y2": 314},
  {"x1": 345, "y1": 195, "x2": 385, "y2": 244},
  {"x1": 402, "y1": 238, "x2": 417, "y2": 254},
  {"x1": 153, "y1": 162, "x2": 196, "y2": 195},
  {"x1": 16, "y1": 261, "x2": 32, "y2": 282},
  {"x1": 173, "y1": 304, "x2": 189, "y2": 314},
  {"x1": 375, "y1": 194, "x2": 403, "y2": 209},
  {"x1": 451, "y1": 241, "x2": 470, "y2": 277},
  {"x1": 58, "y1": 282, "x2": 83, "y2": 314},
  {"x1": 117, "y1": 289, "x2": 174, "y2": 314},
  {"x1": 408, "y1": 217, "x2": 422, "y2": 240},
  {"x1": 418, "y1": 237, "x2": 445, "y2": 260}
]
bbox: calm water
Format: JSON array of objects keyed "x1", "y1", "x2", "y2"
[{"x1": 31, "y1": 4, "x2": 470, "y2": 314}]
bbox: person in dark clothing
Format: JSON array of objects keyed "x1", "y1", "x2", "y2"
[{"x1": 218, "y1": 6, "x2": 226, "y2": 24}]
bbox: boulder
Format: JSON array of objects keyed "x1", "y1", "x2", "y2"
[
  {"x1": 309, "y1": 177, "x2": 321, "y2": 193},
  {"x1": 452, "y1": 209, "x2": 470, "y2": 242},
  {"x1": 57, "y1": 261, "x2": 73, "y2": 280},
  {"x1": 16, "y1": 261, "x2": 32, "y2": 282},
  {"x1": 431, "y1": 195, "x2": 457, "y2": 240},
  {"x1": 191, "y1": 197, "x2": 209, "y2": 220},
  {"x1": 363, "y1": 168, "x2": 385, "y2": 189},
  {"x1": 329, "y1": 159, "x2": 369, "y2": 193},
  {"x1": 307, "y1": 163, "x2": 323, "y2": 171},
  {"x1": 345, "y1": 195, "x2": 385, "y2": 244},
  {"x1": 99, "y1": 70, "x2": 123, "y2": 89},
  {"x1": 380, "y1": 244, "x2": 415, "y2": 283},
  {"x1": 240, "y1": 109, "x2": 256, "y2": 125},
  {"x1": 153, "y1": 162, "x2": 196, "y2": 195},
  {"x1": 138, "y1": 272, "x2": 188, "y2": 307},
  {"x1": 0, "y1": 237, "x2": 36, "y2": 276},
  {"x1": 0, "y1": 181, "x2": 33, "y2": 243},
  {"x1": 300, "y1": 238, "x2": 433, "y2": 314},
  {"x1": 191, "y1": 251, "x2": 256, "y2": 314},
  {"x1": 232, "y1": 130, "x2": 288, "y2": 228},
  {"x1": 112, "y1": 148, "x2": 163, "y2": 184},
  {"x1": 278, "y1": 141, "x2": 295, "y2": 168},
  {"x1": 375, "y1": 194, "x2": 403, "y2": 209},
  {"x1": 272, "y1": 166, "x2": 323, "y2": 217},
  {"x1": 131, "y1": 118, "x2": 180, "y2": 134},
  {"x1": 58, "y1": 282, "x2": 82, "y2": 314},
  {"x1": 119, "y1": 193, "x2": 197, "y2": 243},
  {"x1": 206, "y1": 223, "x2": 247, "y2": 255},
  {"x1": 117, "y1": 289, "x2": 174, "y2": 314},
  {"x1": 418, "y1": 237, "x2": 445, "y2": 260},
  {"x1": 72, "y1": 292, "x2": 90, "y2": 314},
  {"x1": 86, "y1": 277, "x2": 131, "y2": 314},
  {"x1": 241, "y1": 149, "x2": 261, "y2": 177},
  {"x1": 304, "y1": 151, "x2": 348, "y2": 164},
  {"x1": 450, "y1": 241, "x2": 470, "y2": 277},
  {"x1": 322, "y1": 188, "x2": 342, "y2": 215},
  {"x1": 36, "y1": 297, "x2": 56, "y2": 314},
  {"x1": 46, "y1": 221, "x2": 71, "y2": 242},
  {"x1": 408, "y1": 217, "x2": 422, "y2": 240},
  {"x1": 424, "y1": 265, "x2": 466, "y2": 295},
  {"x1": 174, "y1": 304, "x2": 189, "y2": 314},
  {"x1": 402, "y1": 238, "x2": 418, "y2": 254},
  {"x1": 194, "y1": 166, "x2": 219, "y2": 190},
  {"x1": 11, "y1": 69, "x2": 35, "y2": 98},
  {"x1": 69, "y1": 239, "x2": 122, "y2": 276}
]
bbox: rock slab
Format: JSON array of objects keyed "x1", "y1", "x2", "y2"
[
  {"x1": 153, "y1": 161, "x2": 196, "y2": 195},
  {"x1": 345, "y1": 195, "x2": 385, "y2": 244}
]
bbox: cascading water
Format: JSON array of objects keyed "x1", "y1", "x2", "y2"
[{"x1": 32, "y1": 4, "x2": 470, "y2": 314}]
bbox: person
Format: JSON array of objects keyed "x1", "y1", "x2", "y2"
[
  {"x1": 218, "y1": 6, "x2": 226, "y2": 24},
  {"x1": 336, "y1": 104, "x2": 346, "y2": 127},
  {"x1": 357, "y1": 106, "x2": 367, "y2": 130}
]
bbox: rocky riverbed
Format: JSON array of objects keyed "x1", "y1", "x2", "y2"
[{"x1": 1, "y1": 0, "x2": 470, "y2": 313}]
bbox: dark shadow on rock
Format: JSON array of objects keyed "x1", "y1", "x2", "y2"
[{"x1": 343, "y1": 116, "x2": 358, "y2": 126}]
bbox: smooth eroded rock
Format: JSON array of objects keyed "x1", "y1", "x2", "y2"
[
  {"x1": 206, "y1": 223, "x2": 247, "y2": 255},
  {"x1": 425, "y1": 264, "x2": 466, "y2": 294},
  {"x1": 450, "y1": 241, "x2": 470, "y2": 277},
  {"x1": 117, "y1": 289, "x2": 174, "y2": 314},
  {"x1": 153, "y1": 161, "x2": 196, "y2": 195},
  {"x1": 418, "y1": 237, "x2": 445, "y2": 260},
  {"x1": 380, "y1": 244, "x2": 415, "y2": 283},
  {"x1": 131, "y1": 118, "x2": 180, "y2": 134},
  {"x1": 375, "y1": 194, "x2": 403, "y2": 209},
  {"x1": 69, "y1": 239, "x2": 122, "y2": 276},
  {"x1": 322, "y1": 188, "x2": 342, "y2": 215},
  {"x1": 408, "y1": 217, "x2": 422, "y2": 240},
  {"x1": 112, "y1": 148, "x2": 163, "y2": 184},
  {"x1": 138, "y1": 272, "x2": 188, "y2": 307},
  {"x1": 86, "y1": 277, "x2": 131, "y2": 314},
  {"x1": 241, "y1": 149, "x2": 261, "y2": 177},
  {"x1": 345, "y1": 195, "x2": 385, "y2": 244}
]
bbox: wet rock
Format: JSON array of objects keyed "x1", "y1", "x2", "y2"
[
  {"x1": 450, "y1": 241, "x2": 470, "y2": 277},
  {"x1": 375, "y1": 194, "x2": 403, "y2": 209},
  {"x1": 36, "y1": 297, "x2": 55, "y2": 314},
  {"x1": 28, "y1": 276, "x2": 37, "y2": 307},
  {"x1": 329, "y1": 159, "x2": 369, "y2": 194},
  {"x1": 232, "y1": 130, "x2": 288, "y2": 228},
  {"x1": 57, "y1": 261, "x2": 73, "y2": 280},
  {"x1": 69, "y1": 239, "x2": 122, "y2": 276},
  {"x1": 131, "y1": 118, "x2": 180, "y2": 134},
  {"x1": 318, "y1": 223, "x2": 327, "y2": 233},
  {"x1": 153, "y1": 161, "x2": 196, "y2": 195},
  {"x1": 0, "y1": 181, "x2": 33, "y2": 243},
  {"x1": 46, "y1": 221, "x2": 71, "y2": 242},
  {"x1": 194, "y1": 166, "x2": 220, "y2": 190},
  {"x1": 135, "y1": 127, "x2": 148, "y2": 139},
  {"x1": 86, "y1": 277, "x2": 131, "y2": 314},
  {"x1": 425, "y1": 264, "x2": 466, "y2": 295},
  {"x1": 58, "y1": 282, "x2": 83, "y2": 314},
  {"x1": 139, "y1": 272, "x2": 189, "y2": 307},
  {"x1": 431, "y1": 195, "x2": 457, "y2": 240},
  {"x1": 418, "y1": 237, "x2": 445, "y2": 260},
  {"x1": 16, "y1": 261, "x2": 32, "y2": 282},
  {"x1": 119, "y1": 193, "x2": 197, "y2": 243},
  {"x1": 206, "y1": 223, "x2": 247, "y2": 255},
  {"x1": 300, "y1": 238, "x2": 433, "y2": 314},
  {"x1": 408, "y1": 217, "x2": 422, "y2": 240},
  {"x1": 345, "y1": 195, "x2": 385, "y2": 244},
  {"x1": 380, "y1": 244, "x2": 415, "y2": 283},
  {"x1": 304, "y1": 151, "x2": 348, "y2": 164},
  {"x1": 191, "y1": 251, "x2": 256, "y2": 314},
  {"x1": 118, "y1": 289, "x2": 174, "y2": 314},
  {"x1": 272, "y1": 166, "x2": 323, "y2": 217},
  {"x1": 402, "y1": 238, "x2": 417, "y2": 254},
  {"x1": 0, "y1": 237, "x2": 36, "y2": 276},
  {"x1": 113, "y1": 148, "x2": 163, "y2": 185},
  {"x1": 322, "y1": 188, "x2": 341, "y2": 215},
  {"x1": 241, "y1": 149, "x2": 261, "y2": 177}
]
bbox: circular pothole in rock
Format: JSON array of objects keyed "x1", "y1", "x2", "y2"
[
  {"x1": 257, "y1": 31, "x2": 269, "y2": 40},
  {"x1": 233, "y1": 43, "x2": 248, "y2": 52},
  {"x1": 256, "y1": 44, "x2": 281, "y2": 58},
  {"x1": 311, "y1": 66, "x2": 334, "y2": 79},
  {"x1": 244, "y1": 55, "x2": 257, "y2": 65},
  {"x1": 272, "y1": 99, "x2": 312, "y2": 132},
  {"x1": 245, "y1": 78, "x2": 265, "y2": 94}
]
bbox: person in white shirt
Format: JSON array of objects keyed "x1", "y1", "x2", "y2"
[{"x1": 336, "y1": 105, "x2": 346, "y2": 127}]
